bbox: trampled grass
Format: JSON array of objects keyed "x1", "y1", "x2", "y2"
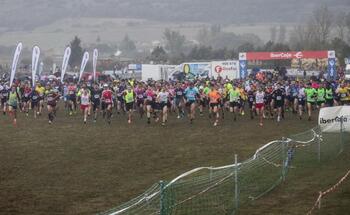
[{"x1": 0, "y1": 104, "x2": 348, "y2": 215}]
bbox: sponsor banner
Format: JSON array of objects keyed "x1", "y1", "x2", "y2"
[
  {"x1": 327, "y1": 50, "x2": 335, "y2": 59},
  {"x1": 93, "y1": 49, "x2": 98, "y2": 82},
  {"x1": 327, "y1": 58, "x2": 336, "y2": 80},
  {"x1": 239, "y1": 60, "x2": 247, "y2": 79},
  {"x1": 211, "y1": 61, "x2": 239, "y2": 79},
  {"x1": 79, "y1": 51, "x2": 89, "y2": 82},
  {"x1": 128, "y1": 64, "x2": 142, "y2": 71},
  {"x1": 10, "y1": 42, "x2": 23, "y2": 87},
  {"x1": 239, "y1": 52, "x2": 247, "y2": 61},
  {"x1": 60, "y1": 47, "x2": 71, "y2": 83},
  {"x1": 31, "y1": 46, "x2": 40, "y2": 87},
  {"x1": 245, "y1": 51, "x2": 329, "y2": 61},
  {"x1": 182, "y1": 62, "x2": 211, "y2": 79},
  {"x1": 318, "y1": 106, "x2": 350, "y2": 133},
  {"x1": 345, "y1": 57, "x2": 350, "y2": 65}
]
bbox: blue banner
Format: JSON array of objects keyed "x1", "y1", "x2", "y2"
[
  {"x1": 239, "y1": 60, "x2": 247, "y2": 79},
  {"x1": 327, "y1": 58, "x2": 336, "y2": 80}
]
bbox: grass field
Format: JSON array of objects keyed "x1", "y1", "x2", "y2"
[{"x1": 0, "y1": 104, "x2": 349, "y2": 215}]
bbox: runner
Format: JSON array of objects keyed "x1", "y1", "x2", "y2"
[
  {"x1": 8, "y1": 85, "x2": 20, "y2": 126},
  {"x1": 228, "y1": 85, "x2": 240, "y2": 121},
  {"x1": 80, "y1": 88, "x2": 91, "y2": 124},
  {"x1": 208, "y1": 84, "x2": 221, "y2": 126},
  {"x1": 67, "y1": 82, "x2": 77, "y2": 116},
  {"x1": 297, "y1": 82, "x2": 306, "y2": 120},
  {"x1": 145, "y1": 85, "x2": 156, "y2": 124},
  {"x1": 135, "y1": 83, "x2": 145, "y2": 118},
  {"x1": 202, "y1": 83, "x2": 211, "y2": 118},
  {"x1": 198, "y1": 86, "x2": 205, "y2": 116},
  {"x1": 264, "y1": 84, "x2": 274, "y2": 119},
  {"x1": 247, "y1": 87, "x2": 256, "y2": 119},
  {"x1": 62, "y1": 82, "x2": 69, "y2": 112},
  {"x1": 325, "y1": 82, "x2": 334, "y2": 107},
  {"x1": 158, "y1": 86, "x2": 170, "y2": 126},
  {"x1": 46, "y1": 85, "x2": 60, "y2": 124},
  {"x1": 184, "y1": 82, "x2": 199, "y2": 124},
  {"x1": 305, "y1": 82, "x2": 317, "y2": 121},
  {"x1": 336, "y1": 82, "x2": 349, "y2": 106},
  {"x1": 115, "y1": 82, "x2": 125, "y2": 114},
  {"x1": 290, "y1": 82, "x2": 299, "y2": 114},
  {"x1": 174, "y1": 82, "x2": 185, "y2": 119},
  {"x1": 272, "y1": 83, "x2": 285, "y2": 122},
  {"x1": 91, "y1": 83, "x2": 102, "y2": 122},
  {"x1": 35, "y1": 83, "x2": 45, "y2": 116},
  {"x1": 316, "y1": 82, "x2": 326, "y2": 109},
  {"x1": 21, "y1": 83, "x2": 32, "y2": 116},
  {"x1": 0, "y1": 84, "x2": 9, "y2": 115},
  {"x1": 77, "y1": 84, "x2": 91, "y2": 116},
  {"x1": 30, "y1": 87, "x2": 41, "y2": 119},
  {"x1": 255, "y1": 86, "x2": 265, "y2": 127},
  {"x1": 124, "y1": 86, "x2": 135, "y2": 124},
  {"x1": 101, "y1": 84, "x2": 114, "y2": 124}
]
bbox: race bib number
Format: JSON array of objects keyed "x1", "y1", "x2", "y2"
[
  {"x1": 47, "y1": 97, "x2": 54, "y2": 102},
  {"x1": 177, "y1": 91, "x2": 183, "y2": 96},
  {"x1": 147, "y1": 96, "x2": 153, "y2": 101},
  {"x1": 2, "y1": 93, "x2": 7, "y2": 97},
  {"x1": 341, "y1": 93, "x2": 346, "y2": 98},
  {"x1": 32, "y1": 96, "x2": 38, "y2": 100},
  {"x1": 94, "y1": 95, "x2": 100, "y2": 99},
  {"x1": 276, "y1": 96, "x2": 282, "y2": 101},
  {"x1": 138, "y1": 94, "x2": 144, "y2": 99},
  {"x1": 249, "y1": 97, "x2": 254, "y2": 102}
]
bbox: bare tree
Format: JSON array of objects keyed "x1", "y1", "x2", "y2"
[
  {"x1": 269, "y1": 26, "x2": 277, "y2": 42},
  {"x1": 346, "y1": 12, "x2": 350, "y2": 43},
  {"x1": 163, "y1": 28, "x2": 186, "y2": 57},
  {"x1": 311, "y1": 5, "x2": 333, "y2": 44},
  {"x1": 289, "y1": 23, "x2": 316, "y2": 50},
  {"x1": 277, "y1": 25, "x2": 286, "y2": 43},
  {"x1": 335, "y1": 11, "x2": 346, "y2": 40},
  {"x1": 196, "y1": 27, "x2": 210, "y2": 45}
]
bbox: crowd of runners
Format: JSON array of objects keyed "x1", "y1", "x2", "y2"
[{"x1": 0, "y1": 76, "x2": 349, "y2": 127}]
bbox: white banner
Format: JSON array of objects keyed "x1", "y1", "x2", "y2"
[
  {"x1": 79, "y1": 51, "x2": 89, "y2": 82},
  {"x1": 93, "y1": 49, "x2": 98, "y2": 82},
  {"x1": 211, "y1": 61, "x2": 239, "y2": 80},
  {"x1": 318, "y1": 106, "x2": 350, "y2": 133},
  {"x1": 31, "y1": 46, "x2": 40, "y2": 87},
  {"x1": 60, "y1": 47, "x2": 71, "y2": 83},
  {"x1": 10, "y1": 42, "x2": 23, "y2": 87},
  {"x1": 38, "y1": 62, "x2": 44, "y2": 76}
]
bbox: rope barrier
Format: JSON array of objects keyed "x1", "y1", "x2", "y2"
[{"x1": 306, "y1": 169, "x2": 350, "y2": 215}]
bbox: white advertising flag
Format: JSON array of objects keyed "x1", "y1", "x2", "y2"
[
  {"x1": 38, "y1": 62, "x2": 44, "y2": 76},
  {"x1": 60, "y1": 47, "x2": 71, "y2": 83},
  {"x1": 79, "y1": 51, "x2": 89, "y2": 82},
  {"x1": 93, "y1": 49, "x2": 98, "y2": 82},
  {"x1": 10, "y1": 42, "x2": 23, "y2": 87},
  {"x1": 31, "y1": 46, "x2": 40, "y2": 87},
  {"x1": 318, "y1": 106, "x2": 350, "y2": 133}
]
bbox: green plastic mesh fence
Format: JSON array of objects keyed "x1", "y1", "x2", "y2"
[{"x1": 99, "y1": 123, "x2": 348, "y2": 215}]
